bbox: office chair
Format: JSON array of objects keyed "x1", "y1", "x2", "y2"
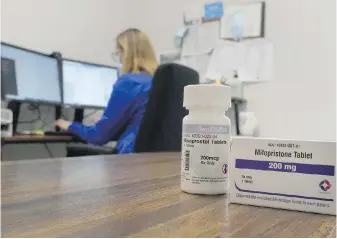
[{"x1": 66, "y1": 63, "x2": 199, "y2": 156}]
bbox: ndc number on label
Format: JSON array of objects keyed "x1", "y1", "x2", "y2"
[
  {"x1": 191, "y1": 134, "x2": 217, "y2": 139},
  {"x1": 268, "y1": 162, "x2": 297, "y2": 172}
]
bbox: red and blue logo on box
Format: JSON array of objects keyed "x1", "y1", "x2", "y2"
[{"x1": 319, "y1": 180, "x2": 331, "y2": 191}]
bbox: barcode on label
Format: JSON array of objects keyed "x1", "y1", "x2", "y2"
[{"x1": 184, "y1": 150, "x2": 190, "y2": 171}]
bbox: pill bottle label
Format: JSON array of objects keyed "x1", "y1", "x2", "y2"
[{"x1": 181, "y1": 124, "x2": 230, "y2": 186}]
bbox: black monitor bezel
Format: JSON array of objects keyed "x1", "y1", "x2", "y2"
[
  {"x1": 1, "y1": 41, "x2": 63, "y2": 106},
  {"x1": 61, "y1": 57, "x2": 119, "y2": 109}
]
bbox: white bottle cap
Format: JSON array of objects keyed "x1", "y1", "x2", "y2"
[{"x1": 184, "y1": 84, "x2": 231, "y2": 109}]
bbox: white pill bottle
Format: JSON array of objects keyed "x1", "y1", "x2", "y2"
[{"x1": 181, "y1": 85, "x2": 231, "y2": 195}]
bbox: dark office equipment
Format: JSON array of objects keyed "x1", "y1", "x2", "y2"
[
  {"x1": 1, "y1": 42, "x2": 62, "y2": 105},
  {"x1": 50, "y1": 51, "x2": 63, "y2": 131},
  {"x1": 65, "y1": 63, "x2": 200, "y2": 156},
  {"x1": 134, "y1": 63, "x2": 199, "y2": 152},
  {"x1": 1, "y1": 57, "x2": 18, "y2": 100},
  {"x1": 73, "y1": 108, "x2": 84, "y2": 123},
  {"x1": 43, "y1": 131, "x2": 74, "y2": 137},
  {"x1": 6, "y1": 101, "x2": 21, "y2": 134},
  {"x1": 49, "y1": 52, "x2": 84, "y2": 131},
  {"x1": 66, "y1": 144, "x2": 117, "y2": 156},
  {"x1": 55, "y1": 105, "x2": 62, "y2": 132},
  {"x1": 231, "y1": 97, "x2": 246, "y2": 135}
]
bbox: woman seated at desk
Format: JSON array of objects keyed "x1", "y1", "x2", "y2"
[{"x1": 55, "y1": 28, "x2": 158, "y2": 154}]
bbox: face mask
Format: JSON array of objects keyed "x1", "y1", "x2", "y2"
[
  {"x1": 112, "y1": 53, "x2": 123, "y2": 74},
  {"x1": 116, "y1": 55, "x2": 122, "y2": 66}
]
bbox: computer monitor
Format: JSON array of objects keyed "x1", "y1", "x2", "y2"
[
  {"x1": 62, "y1": 59, "x2": 118, "y2": 108},
  {"x1": 1, "y1": 42, "x2": 62, "y2": 104}
]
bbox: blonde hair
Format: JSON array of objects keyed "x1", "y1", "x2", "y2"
[{"x1": 117, "y1": 28, "x2": 158, "y2": 76}]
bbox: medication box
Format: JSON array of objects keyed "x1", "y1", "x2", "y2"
[{"x1": 230, "y1": 137, "x2": 336, "y2": 215}]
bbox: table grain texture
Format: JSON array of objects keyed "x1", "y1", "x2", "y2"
[
  {"x1": 1, "y1": 153, "x2": 336, "y2": 237},
  {"x1": 1, "y1": 135, "x2": 73, "y2": 144}
]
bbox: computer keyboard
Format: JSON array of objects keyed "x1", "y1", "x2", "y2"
[{"x1": 44, "y1": 131, "x2": 74, "y2": 137}]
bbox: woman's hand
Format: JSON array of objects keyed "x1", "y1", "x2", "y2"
[
  {"x1": 55, "y1": 119, "x2": 71, "y2": 131},
  {"x1": 92, "y1": 114, "x2": 101, "y2": 123}
]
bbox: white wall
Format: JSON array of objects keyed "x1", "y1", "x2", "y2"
[
  {"x1": 245, "y1": 0, "x2": 336, "y2": 141},
  {"x1": 1, "y1": 0, "x2": 130, "y2": 160},
  {"x1": 126, "y1": 0, "x2": 336, "y2": 141},
  {"x1": 1, "y1": 0, "x2": 129, "y2": 64}
]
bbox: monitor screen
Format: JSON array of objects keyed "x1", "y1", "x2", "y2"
[
  {"x1": 1, "y1": 43, "x2": 61, "y2": 104},
  {"x1": 62, "y1": 59, "x2": 118, "y2": 108}
]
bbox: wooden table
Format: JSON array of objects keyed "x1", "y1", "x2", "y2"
[
  {"x1": 1, "y1": 134, "x2": 74, "y2": 145},
  {"x1": 2, "y1": 153, "x2": 336, "y2": 237}
]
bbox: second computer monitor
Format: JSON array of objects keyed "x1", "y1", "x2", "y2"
[{"x1": 62, "y1": 59, "x2": 118, "y2": 108}]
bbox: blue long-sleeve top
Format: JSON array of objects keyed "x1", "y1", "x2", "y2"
[{"x1": 67, "y1": 73, "x2": 153, "y2": 154}]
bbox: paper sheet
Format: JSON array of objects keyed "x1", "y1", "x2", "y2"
[
  {"x1": 242, "y1": 41, "x2": 273, "y2": 82},
  {"x1": 220, "y1": 2, "x2": 264, "y2": 39},
  {"x1": 181, "y1": 25, "x2": 199, "y2": 56},
  {"x1": 182, "y1": 21, "x2": 220, "y2": 57},
  {"x1": 205, "y1": 41, "x2": 244, "y2": 80},
  {"x1": 174, "y1": 27, "x2": 188, "y2": 48},
  {"x1": 205, "y1": 41, "x2": 273, "y2": 82}
]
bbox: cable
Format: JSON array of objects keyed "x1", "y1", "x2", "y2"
[
  {"x1": 61, "y1": 112, "x2": 69, "y2": 121},
  {"x1": 44, "y1": 143, "x2": 54, "y2": 158},
  {"x1": 83, "y1": 110, "x2": 98, "y2": 119},
  {"x1": 38, "y1": 107, "x2": 53, "y2": 129},
  {"x1": 27, "y1": 103, "x2": 39, "y2": 111},
  {"x1": 17, "y1": 104, "x2": 54, "y2": 131},
  {"x1": 18, "y1": 118, "x2": 40, "y2": 124},
  {"x1": 18, "y1": 103, "x2": 40, "y2": 124},
  {"x1": 61, "y1": 110, "x2": 99, "y2": 121}
]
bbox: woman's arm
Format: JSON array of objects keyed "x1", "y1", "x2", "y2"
[{"x1": 65, "y1": 76, "x2": 139, "y2": 145}]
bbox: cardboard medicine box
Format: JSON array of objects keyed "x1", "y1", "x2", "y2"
[{"x1": 230, "y1": 137, "x2": 336, "y2": 215}]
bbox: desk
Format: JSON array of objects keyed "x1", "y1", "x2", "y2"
[
  {"x1": 2, "y1": 153, "x2": 335, "y2": 237},
  {"x1": 1, "y1": 135, "x2": 74, "y2": 145}
]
